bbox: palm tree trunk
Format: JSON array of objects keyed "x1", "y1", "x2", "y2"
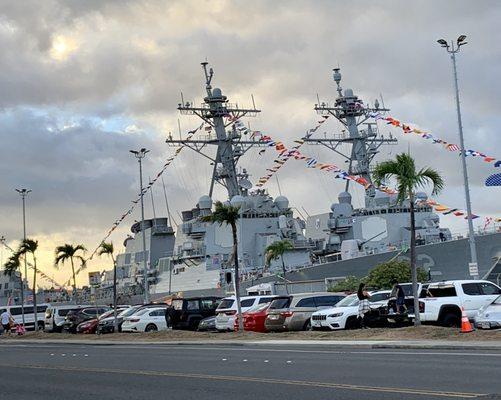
[
  {"x1": 112, "y1": 255, "x2": 118, "y2": 333},
  {"x1": 232, "y1": 222, "x2": 244, "y2": 332},
  {"x1": 281, "y1": 255, "x2": 289, "y2": 294},
  {"x1": 32, "y1": 254, "x2": 38, "y2": 332},
  {"x1": 71, "y1": 257, "x2": 77, "y2": 305},
  {"x1": 409, "y1": 192, "x2": 421, "y2": 326}
]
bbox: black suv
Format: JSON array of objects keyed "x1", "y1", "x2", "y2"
[
  {"x1": 63, "y1": 306, "x2": 110, "y2": 333},
  {"x1": 166, "y1": 297, "x2": 221, "y2": 330}
]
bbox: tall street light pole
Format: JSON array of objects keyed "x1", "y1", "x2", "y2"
[
  {"x1": 437, "y1": 35, "x2": 478, "y2": 279},
  {"x1": 130, "y1": 148, "x2": 150, "y2": 303},
  {"x1": 15, "y1": 188, "x2": 31, "y2": 326}
]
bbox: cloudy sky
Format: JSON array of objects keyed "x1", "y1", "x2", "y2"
[{"x1": 1, "y1": 0, "x2": 500, "y2": 288}]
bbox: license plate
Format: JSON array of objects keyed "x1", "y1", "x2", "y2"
[
  {"x1": 480, "y1": 322, "x2": 491, "y2": 329},
  {"x1": 268, "y1": 315, "x2": 279, "y2": 320}
]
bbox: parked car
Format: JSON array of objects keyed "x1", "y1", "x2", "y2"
[
  {"x1": 215, "y1": 295, "x2": 277, "y2": 332},
  {"x1": 76, "y1": 309, "x2": 122, "y2": 334},
  {"x1": 474, "y1": 294, "x2": 501, "y2": 329},
  {"x1": 97, "y1": 305, "x2": 144, "y2": 334},
  {"x1": 197, "y1": 316, "x2": 217, "y2": 332},
  {"x1": 234, "y1": 302, "x2": 272, "y2": 332},
  {"x1": 265, "y1": 292, "x2": 346, "y2": 332},
  {"x1": 311, "y1": 291, "x2": 391, "y2": 330},
  {"x1": 418, "y1": 280, "x2": 501, "y2": 327},
  {"x1": 1, "y1": 303, "x2": 49, "y2": 331},
  {"x1": 166, "y1": 297, "x2": 221, "y2": 330},
  {"x1": 45, "y1": 305, "x2": 92, "y2": 333},
  {"x1": 62, "y1": 306, "x2": 110, "y2": 333},
  {"x1": 122, "y1": 307, "x2": 167, "y2": 332}
]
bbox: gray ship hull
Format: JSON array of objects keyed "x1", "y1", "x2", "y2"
[{"x1": 148, "y1": 231, "x2": 501, "y2": 299}]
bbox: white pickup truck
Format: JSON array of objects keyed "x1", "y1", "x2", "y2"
[{"x1": 416, "y1": 280, "x2": 501, "y2": 326}]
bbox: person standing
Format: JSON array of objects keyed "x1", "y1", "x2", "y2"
[
  {"x1": 1, "y1": 309, "x2": 13, "y2": 335},
  {"x1": 392, "y1": 280, "x2": 406, "y2": 314},
  {"x1": 357, "y1": 283, "x2": 371, "y2": 329}
]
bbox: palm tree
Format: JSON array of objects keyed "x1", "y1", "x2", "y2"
[
  {"x1": 373, "y1": 153, "x2": 444, "y2": 326},
  {"x1": 4, "y1": 239, "x2": 40, "y2": 330},
  {"x1": 201, "y1": 201, "x2": 244, "y2": 331},
  {"x1": 265, "y1": 240, "x2": 294, "y2": 294},
  {"x1": 55, "y1": 244, "x2": 86, "y2": 304},
  {"x1": 98, "y1": 242, "x2": 118, "y2": 332},
  {"x1": 3, "y1": 252, "x2": 25, "y2": 326}
]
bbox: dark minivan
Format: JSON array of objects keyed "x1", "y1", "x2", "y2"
[{"x1": 166, "y1": 297, "x2": 221, "y2": 330}]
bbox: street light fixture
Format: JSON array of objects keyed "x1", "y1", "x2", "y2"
[
  {"x1": 437, "y1": 35, "x2": 478, "y2": 279},
  {"x1": 130, "y1": 148, "x2": 150, "y2": 303},
  {"x1": 15, "y1": 188, "x2": 31, "y2": 326}
]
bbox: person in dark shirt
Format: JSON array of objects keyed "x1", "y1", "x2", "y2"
[
  {"x1": 357, "y1": 283, "x2": 371, "y2": 328},
  {"x1": 392, "y1": 280, "x2": 406, "y2": 314}
]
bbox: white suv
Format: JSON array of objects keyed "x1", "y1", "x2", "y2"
[
  {"x1": 215, "y1": 295, "x2": 277, "y2": 331},
  {"x1": 311, "y1": 291, "x2": 391, "y2": 330}
]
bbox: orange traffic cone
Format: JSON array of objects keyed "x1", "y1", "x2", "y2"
[{"x1": 460, "y1": 307, "x2": 473, "y2": 333}]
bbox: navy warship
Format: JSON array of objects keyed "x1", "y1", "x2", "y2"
[{"x1": 113, "y1": 63, "x2": 501, "y2": 299}]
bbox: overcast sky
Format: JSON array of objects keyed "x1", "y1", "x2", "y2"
[{"x1": 1, "y1": 0, "x2": 500, "y2": 288}]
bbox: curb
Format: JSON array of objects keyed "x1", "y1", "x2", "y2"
[{"x1": 2, "y1": 339, "x2": 501, "y2": 351}]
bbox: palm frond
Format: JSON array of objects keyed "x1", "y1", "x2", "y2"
[
  {"x1": 265, "y1": 240, "x2": 294, "y2": 264},
  {"x1": 201, "y1": 201, "x2": 240, "y2": 226},
  {"x1": 3, "y1": 253, "x2": 21, "y2": 276},
  {"x1": 97, "y1": 242, "x2": 114, "y2": 257}
]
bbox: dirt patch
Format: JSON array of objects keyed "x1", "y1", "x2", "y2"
[{"x1": 2, "y1": 326, "x2": 500, "y2": 342}]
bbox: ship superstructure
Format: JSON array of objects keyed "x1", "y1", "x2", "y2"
[
  {"x1": 152, "y1": 63, "x2": 312, "y2": 294},
  {"x1": 304, "y1": 68, "x2": 452, "y2": 260}
]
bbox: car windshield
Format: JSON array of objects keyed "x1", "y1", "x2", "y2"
[
  {"x1": 99, "y1": 310, "x2": 116, "y2": 320},
  {"x1": 248, "y1": 303, "x2": 269, "y2": 313},
  {"x1": 335, "y1": 294, "x2": 359, "y2": 307},
  {"x1": 493, "y1": 295, "x2": 501, "y2": 305},
  {"x1": 217, "y1": 299, "x2": 235, "y2": 310},
  {"x1": 268, "y1": 297, "x2": 291, "y2": 310},
  {"x1": 132, "y1": 308, "x2": 151, "y2": 317},
  {"x1": 59, "y1": 308, "x2": 80, "y2": 317},
  {"x1": 119, "y1": 307, "x2": 140, "y2": 318}
]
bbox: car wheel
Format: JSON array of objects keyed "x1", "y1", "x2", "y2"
[
  {"x1": 145, "y1": 324, "x2": 158, "y2": 332},
  {"x1": 303, "y1": 319, "x2": 312, "y2": 331},
  {"x1": 37, "y1": 322, "x2": 45, "y2": 331},
  {"x1": 441, "y1": 313, "x2": 460, "y2": 328},
  {"x1": 345, "y1": 316, "x2": 359, "y2": 330}
]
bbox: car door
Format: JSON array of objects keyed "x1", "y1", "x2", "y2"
[
  {"x1": 479, "y1": 282, "x2": 501, "y2": 307},
  {"x1": 461, "y1": 283, "x2": 486, "y2": 316},
  {"x1": 150, "y1": 309, "x2": 166, "y2": 329}
]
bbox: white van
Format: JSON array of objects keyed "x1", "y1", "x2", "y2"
[
  {"x1": 44, "y1": 304, "x2": 92, "y2": 333},
  {"x1": 215, "y1": 295, "x2": 277, "y2": 332},
  {"x1": 0, "y1": 303, "x2": 50, "y2": 331}
]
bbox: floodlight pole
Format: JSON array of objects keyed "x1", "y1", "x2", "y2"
[
  {"x1": 438, "y1": 37, "x2": 478, "y2": 279},
  {"x1": 130, "y1": 149, "x2": 150, "y2": 303},
  {"x1": 15, "y1": 188, "x2": 31, "y2": 325}
]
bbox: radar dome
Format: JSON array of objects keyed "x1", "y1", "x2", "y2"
[
  {"x1": 198, "y1": 195, "x2": 212, "y2": 210},
  {"x1": 274, "y1": 195, "x2": 289, "y2": 210},
  {"x1": 338, "y1": 191, "x2": 352, "y2": 204},
  {"x1": 230, "y1": 195, "x2": 245, "y2": 208},
  {"x1": 213, "y1": 88, "x2": 222, "y2": 97},
  {"x1": 344, "y1": 88, "x2": 354, "y2": 97}
]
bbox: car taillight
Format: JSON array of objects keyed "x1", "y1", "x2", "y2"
[
  {"x1": 129, "y1": 318, "x2": 140, "y2": 323},
  {"x1": 280, "y1": 311, "x2": 294, "y2": 317},
  {"x1": 419, "y1": 301, "x2": 425, "y2": 313},
  {"x1": 225, "y1": 310, "x2": 237, "y2": 316}
]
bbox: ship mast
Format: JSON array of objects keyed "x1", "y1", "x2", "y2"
[
  {"x1": 304, "y1": 68, "x2": 397, "y2": 204},
  {"x1": 169, "y1": 62, "x2": 264, "y2": 199}
]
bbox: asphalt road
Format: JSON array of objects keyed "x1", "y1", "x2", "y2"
[{"x1": 0, "y1": 342, "x2": 499, "y2": 400}]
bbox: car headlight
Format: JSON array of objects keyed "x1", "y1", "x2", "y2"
[{"x1": 328, "y1": 312, "x2": 344, "y2": 318}]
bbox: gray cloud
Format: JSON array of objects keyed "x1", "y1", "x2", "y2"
[{"x1": 1, "y1": 0, "x2": 500, "y2": 283}]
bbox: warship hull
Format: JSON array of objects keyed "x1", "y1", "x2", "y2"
[{"x1": 148, "y1": 230, "x2": 501, "y2": 298}]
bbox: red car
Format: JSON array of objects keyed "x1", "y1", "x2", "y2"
[
  {"x1": 76, "y1": 309, "x2": 116, "y2": 334},
  {"x1": 234, "y1": 303, "x2": 271, "y2": 333}
]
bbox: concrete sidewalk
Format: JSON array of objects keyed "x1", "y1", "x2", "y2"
[{"x1": 1, "y1": 338, "x2": 501, "y2": 350}]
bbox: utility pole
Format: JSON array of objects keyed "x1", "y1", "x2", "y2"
[
  {"x1": 130, "y1": 148, "x2": 150, "y2": 303},
  {"x1": 437, "y1": 35, "x2": 479, "y2": 279},
  {"x1": 15, "y1": 188, "x2": 31, "y2": 326}
]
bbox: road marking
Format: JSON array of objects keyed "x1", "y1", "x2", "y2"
[
  {"x1": 242, "y1": 359, "x2": 248, "y2": 362},
  {"x1": 286, "y1": 360, "x2": 292, "y2": 364},
  {"x1": 264, "y1": 360, "x2": 269, "y2": 363},
  {"x1": 0, "y1": 363, "x2": 483, "y2": 398}
]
